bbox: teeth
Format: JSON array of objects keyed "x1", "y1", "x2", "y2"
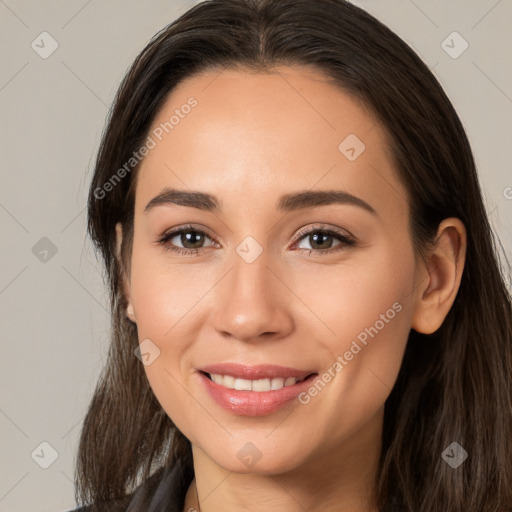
[
  {"x1": 271, "y1": 378, "x2": 284, "y2": 390},
  {"x1": 209, "y1": 373, "x2": 304, "y2": 391}
]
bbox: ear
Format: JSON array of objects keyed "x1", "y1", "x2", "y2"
[
  {"x1": 411, "y1": 218, "x2": 467, "y2": 334},
  {"x1": 115, "y1": 222, "x2": 136, "y2": 324}
]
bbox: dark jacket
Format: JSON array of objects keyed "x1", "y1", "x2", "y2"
[{"x1": 65, "y1": 456, "x2": 194, "y2": 512}]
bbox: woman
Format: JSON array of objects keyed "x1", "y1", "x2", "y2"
[{"x1": 69, "y1": 0, "x2": 512, "y2": 511}]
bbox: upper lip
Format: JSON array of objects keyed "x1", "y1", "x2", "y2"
[{"x1": 199, "y1": 363, "x2": 316, "y2": 380}]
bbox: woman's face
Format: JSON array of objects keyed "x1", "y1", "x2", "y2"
[{"x1": 119, "y1": 65, "x2": 423, "y2": 474}]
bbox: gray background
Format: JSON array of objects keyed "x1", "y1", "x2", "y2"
[{"x1": 0, "y1": 1, "x2": 511, "y2": 511}]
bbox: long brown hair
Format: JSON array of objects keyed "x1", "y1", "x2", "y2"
[{"x1": 77, "y1": 0, "x2": 512, "y2": 510}]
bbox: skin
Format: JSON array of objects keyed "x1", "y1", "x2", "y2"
[{"x1": 115, "y1": 65, "x2": 466, "y2": 512}]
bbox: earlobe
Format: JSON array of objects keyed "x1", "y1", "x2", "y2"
[
  {"x1": 115, "y1": 222, "x2": 137, "y2": 324},
  {"x1": 411, "y1": 218, "x2": 466, "y2": 334},
  {"x1": 126, "y1": 303, "x2": 136, "y2": 323},
  {"x1": 115, "y1": 222, "x2": 123, "y2": 260}
]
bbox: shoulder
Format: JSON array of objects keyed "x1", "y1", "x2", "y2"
[
  {"x1": 65, "y1": 457, "x2": 194, "y2": 512},
  {"x1": 63, "y1": 493, "x2": 137, "y2": 512},
  {"x1": 63, "y1": 500, "x2": 129, "y2": 512}
]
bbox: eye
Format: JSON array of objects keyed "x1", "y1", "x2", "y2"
[
  {"x1": 156, "y1": 224, "x2": 216, "y2": 256},
  {"x1": 291, "y1": 225, "x2": 356, "y2": 256}
]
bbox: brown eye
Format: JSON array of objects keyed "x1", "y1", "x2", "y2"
[
  {"x1": 157, "y1": 225, "x2": 216, "y2": 255},
  {"x1": 293, "y1": 226, "x2": 356, "y2": 256}
]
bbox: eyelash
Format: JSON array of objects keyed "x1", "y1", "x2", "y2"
[{"x1": 156, "y1": 224, "x2": 356, "y2": 257}]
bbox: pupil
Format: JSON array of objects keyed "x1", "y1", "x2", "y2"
[{"x1": 182, "y1": 231, "x2": 204, "y2": 249}]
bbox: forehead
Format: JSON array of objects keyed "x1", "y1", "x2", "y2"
[{"x1": 134, "y1": 65, "x2": 408, "y2": 221}]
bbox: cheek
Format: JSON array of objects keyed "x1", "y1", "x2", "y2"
[
  {"x1": 129, "y1": 244, "x2": 207, "y2": 340},
  {"x1": 291, "y1": 241, "x2": 414, "y2": 347},
  {"x1": 293, "y1": 245, "x2": 415, "y2": 438},
  {"x1": 127, "y1": 245, "x2": 218, "y2": 414},
  {"x1": 127, "y1": 252, "x2": 204, "y2": 433}
]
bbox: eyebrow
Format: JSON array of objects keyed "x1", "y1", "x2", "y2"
[{"x1": 144, "y1": 187, "x2": 377, "y2": 216}]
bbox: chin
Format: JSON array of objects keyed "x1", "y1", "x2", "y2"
[{"x1": 203, "y1": 439, "x2": 310, "y2": 475}]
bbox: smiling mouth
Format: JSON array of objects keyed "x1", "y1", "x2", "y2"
[{"x1": 200, "y1": 371, "x2": 317, "y2": 392}]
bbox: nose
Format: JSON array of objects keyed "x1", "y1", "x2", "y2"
[{"x1": 211, "y1": 247, "x2": 294, "y2": 343}]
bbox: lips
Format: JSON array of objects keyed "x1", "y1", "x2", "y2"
[{"x1": 196, "y1": 363, "x2": 320, "y2": 416}]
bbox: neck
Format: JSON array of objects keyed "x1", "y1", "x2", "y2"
[{"x1": 183, "y1": 407, "x2": 383, "y2": 512}]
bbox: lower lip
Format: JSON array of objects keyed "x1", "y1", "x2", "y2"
[{"x1": 198, "y1": 371, "x2": 319, "y2": 416}]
